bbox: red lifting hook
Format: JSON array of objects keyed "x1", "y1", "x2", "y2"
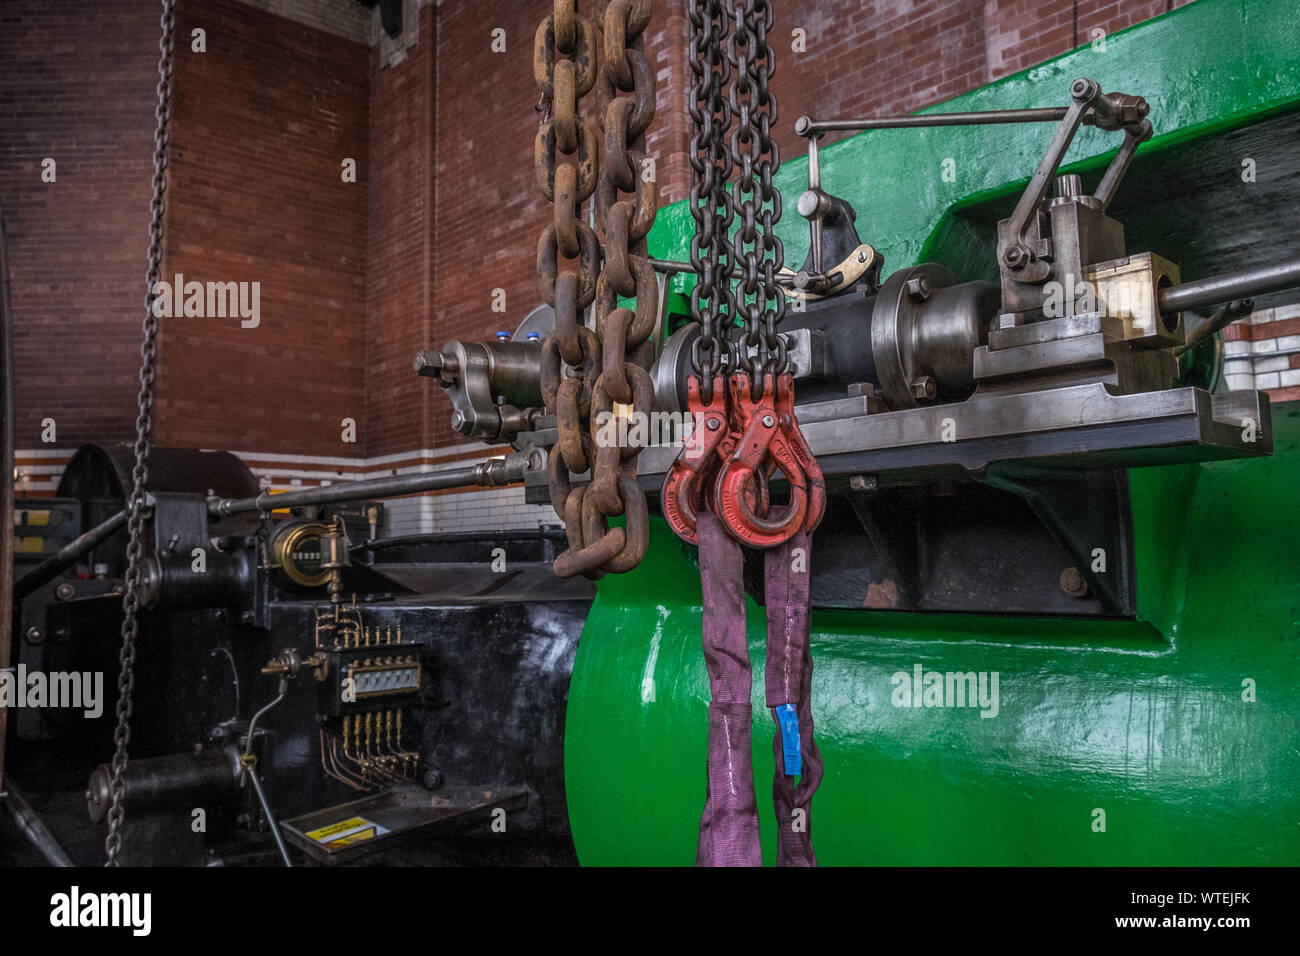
[
  {"x1": 662, "y1": 375, "x2": 733, "y2": 545},
  {"x1": 714, "y1": 372, "x2": 825, "y2": 547}
]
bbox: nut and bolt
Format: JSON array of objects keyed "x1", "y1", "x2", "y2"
[
  {"x1": 911, "y1": 376, "x2": 938, "y2": 401},
  {"x1": 905, "y1": 275, "x2": 931, "y2": 301},
  {"x1": 761, "y1": 415, "x2": 776, "y2": 428},
  {"x1": 706, "y1": 417, "x2": 721, "y2": 431}
]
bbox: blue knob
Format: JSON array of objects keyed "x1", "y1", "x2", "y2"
[{"x1": 496, "y1": 331, "x2": 511, "y2": 341}]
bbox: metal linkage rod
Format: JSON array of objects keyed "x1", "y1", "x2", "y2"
[
  {"x1": 794, "y1": 107, "x2": 1069, "y2": 137},
  {"x1": 13, "y1": 509, "x2": 128, "y2": 600},
  {"x1": 1160, "y1": 257, "x2": 1300, "y2": 315},
  {"x1": 207, "y1": 452, "x2": 537, "y2": 517},
  {"x1": 2, "y1": 782, "x2": 75, "y2": 867}
]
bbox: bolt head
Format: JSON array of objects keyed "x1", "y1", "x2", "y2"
[
  {"x1": 905, "y1": 275, "x2": 931, "y2": 301},
  {"x1": 849, "y1": 475, "x2": 876, "y2": 492},
  {"x1": 706, "y1": 417, "x2": 721, "y2": 431},
  {"x1": 911, "y1": 376, "x2": 937, "y2": 400},
  {"x1": 450, "y1": 410, "x2": 466, "y2": 431},
  {"x1": 1059, "y1": 567, "x2": 1089, "y2": 598},
  {"x1": 761, "y1": 414, "x2": 776, "y2": 428}
]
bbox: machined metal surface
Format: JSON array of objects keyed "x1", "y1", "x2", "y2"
[{"x1": 608, "y1": 383, "x2": 1270, "y2": 484}]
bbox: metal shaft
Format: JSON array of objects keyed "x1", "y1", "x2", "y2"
[
  {"x1": 1160, "y1": 257, "x2": 1300, "y2": 315},
  {"x1": 795, "y1": 107, "x2": 1069, "y2": 137},
  {"x1": 13, "y1": 508, "x2": 128, "y2": 600},
  {"x1": 2, "y1": 781, "x2": 75, "y2": 867},
  {"x1": 208, "y1": 452, "x2": 534, "y2": 517},
  {"x1": 246, "y1": 766, "x2": 292, "y2": 868}
]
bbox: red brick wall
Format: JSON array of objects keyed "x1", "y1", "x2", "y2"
[
  {"x1": 157, "y1": 0, "x2": 369, "y2": 456},
  {"x1": 365, "y1": 4, "x2": 436, "y2": 456},
  {"x1": 0, "y1": 0, "x2": 159, "y2": 448}
]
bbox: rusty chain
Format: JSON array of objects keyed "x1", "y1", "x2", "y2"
[
  {"x1": 537, "y1": 0, "x2": 658, "y2": 578},
  {"x1": 105, "y1": 0, "x2": 175, "y2": 867}
]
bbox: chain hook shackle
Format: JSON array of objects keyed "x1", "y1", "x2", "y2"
[{"x1": 712, "y1": 372, "x2": 818, "y2": 547}]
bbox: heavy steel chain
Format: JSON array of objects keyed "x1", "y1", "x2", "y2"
[
  {"x1": 667, "y1": 0, "x2": 815, "y2": 550},
  {"x1": 104, "y1": 0, "x2": 175, "y2": 867},
  {"x1": 538, "y1": 0, "x2": 658, "y2": 578},
  {"x1": 728, "y1": 0, "x2": 785, "y2": 395},
  {"x1": 687, "y1": 0, "x2": 734, "y2": 404}
]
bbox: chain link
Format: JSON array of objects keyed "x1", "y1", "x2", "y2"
[
  {"x1": 727, "y1": 0, "x2": 784, "y2": 395},
  {"x1": 687, "y1": 0, "x2": 735, "y2": 404},
  {"x1": 538, "y1": 0, "x2": 659, "y2": 578},
  {"x1": 104, "y1": 0, "x2": 174, "y2": 867}
]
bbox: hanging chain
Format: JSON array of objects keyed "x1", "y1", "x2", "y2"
[
  {"x1": 687, "y1": 0, "x2": 734, "y2": 405},
  {"x1": 105, "y1": 0, "x2": 175, "y2": 867},
  {"x1": 538, "y1": 0, "x2": 659, "y2": 578},
  {"x1": 728, "y1": 0, "x2": 784, "y2": 396}
]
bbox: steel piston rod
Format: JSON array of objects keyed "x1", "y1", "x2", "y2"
[
  {"x1": 1160, "y1": 257, "x2": 1300, "y2": 315},
  {"x1": 794, "y1": 107, "x2": 1071, "y2": 137},
  {"x1": 207, "y1": 451, "x2": 537, "y2": 517}
]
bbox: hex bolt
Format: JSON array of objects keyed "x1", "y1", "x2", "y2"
[
  {"x1": 1059, "y1": 567, "x2": 1090, "y2": 598},
  {"x1": 450, "y1": 410, "x2": 467, "y2": 432},
  {"x1": 1003, "y1": 247, "x2": 1025, "y2": 268},
  {"x1": 911, "y1": 376, "x2": 937, "y2": 401},
  {"x1": 905, "y1": 275, "x2": 931, "y2": 301},
  {"x1": 761, "y1": 414, "x2": 776, "y2": 428},
  {"x1": 706, "y1": 417, "x2": 722, "y2": 431},
  {"x1": 849, "y1": 474, "x2": 877, "y2": 492}
]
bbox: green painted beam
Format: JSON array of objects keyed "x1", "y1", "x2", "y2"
[{"x1": 568, "y1": 0, "x2": 1300, "y2": 865}]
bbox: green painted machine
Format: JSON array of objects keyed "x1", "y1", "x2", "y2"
[{"x1": 562, "y1": 0, "x2": 1300, "y2": 865}]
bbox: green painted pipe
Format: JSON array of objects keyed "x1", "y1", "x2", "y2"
[{"x1": 565, "y1": 0, "x2": 1300, "y2": 865}]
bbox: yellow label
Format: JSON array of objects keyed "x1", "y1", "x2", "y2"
[
  {"x1": 305, "y1": 816, "x2": 369, "y2": 841},
  {"x1": 304, "y1": 816, "x2": 388, "y2": 846},
  {"x1": 330, "y1": 828, "x2": 377, "y2": 846}
]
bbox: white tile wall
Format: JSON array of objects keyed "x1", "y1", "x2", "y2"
[{"x1": 1220, "y1": 299, "x2": 1300, "y2": 392}]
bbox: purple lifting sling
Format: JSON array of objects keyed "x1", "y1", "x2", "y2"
[{"x1": 696, "y1": 512, "x2": 823, "y2": 867}]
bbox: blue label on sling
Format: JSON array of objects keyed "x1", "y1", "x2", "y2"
[{"x1": 776, "y1": 704, "x2": 801, "y2": 776}]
